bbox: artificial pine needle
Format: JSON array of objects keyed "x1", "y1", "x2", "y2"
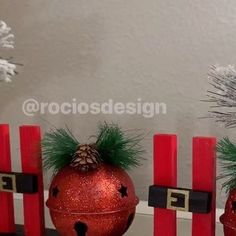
[
  {"x1": 96, "y1": 123, "x2": 145, "y2": 170},
  {"x1": 42, "y1": 127, "x2": 79, "y2": 174},
  {"x1": 217, "y1": 137, "x2": 236, "y2": 193}
]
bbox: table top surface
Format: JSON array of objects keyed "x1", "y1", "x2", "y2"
[{"x1": 0, "y1": 225, "x2": 58, "y2": 236}]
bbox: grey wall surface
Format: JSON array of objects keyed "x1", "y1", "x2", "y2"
[{"x1": 1, "y1": 0, "x2": 236, "y2": 208}]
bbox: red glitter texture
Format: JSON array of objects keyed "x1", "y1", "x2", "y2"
[
  {"x1": 46, "y1": 165, "x2": 139, "y2": 236},
  {"x1": 220, "y1": 189, "x2": 236, "y2": 235}
]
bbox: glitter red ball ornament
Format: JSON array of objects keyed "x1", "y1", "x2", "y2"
[
  {"x1": 220, "y1": 189, "x2": 236, "y2": 236},
  {"x1": 46, "y1": 164, "x2": 139, "y2": 236}
]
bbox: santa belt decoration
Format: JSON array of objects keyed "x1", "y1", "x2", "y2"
[
  {"x1": 148, "y1": 185, "x2": 211, "y2": 213},
  {"x1": 0, "y1": 172, "x2": 38, "y2": 194}
]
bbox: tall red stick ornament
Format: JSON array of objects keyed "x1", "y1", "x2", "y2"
[
  {"x1": 0, "y1": 124, "x2": 15, "y2": 234},
  {"x1": 0, "y1": 125, "x2": 45, "y2": 235},
  {"x1": 149, "y1": 135, "x2": 216, "y2": 236}
]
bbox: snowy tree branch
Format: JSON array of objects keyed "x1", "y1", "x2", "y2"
[
  {"x1": 0, "y1": 20, "x2": 14, "y2": 49},
  {"x1": 205, "y1": 65, "x2": 236, "y2": 128},
  {"x1": 0, "y1": 20, "x2": 17, "y2": 83},
  {"x1": 0, "y1": 59, "x2": 16, "y2": 82}
]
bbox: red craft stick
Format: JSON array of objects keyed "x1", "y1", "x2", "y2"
[
  {"x1": 19, "y1": 126, "x2": 45, "y2": 236},
  {"x1": 153, "y1": 134, "x2": 177, "y2": 236},
  {"x1": 0, "y1": 124, "x2": 15, "y2": 233},
  {"x1": 192, "y1": 137, "x2": 216, "y2": 236}
]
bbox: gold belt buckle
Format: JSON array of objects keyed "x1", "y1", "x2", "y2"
[
  {"x1": 0, "y1": 173, "x2": 17, "y2": 193},
  {"x1": 167, "y1": 188, "x2": 189, "y2": 212}
]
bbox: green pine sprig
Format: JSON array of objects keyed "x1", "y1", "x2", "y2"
[
  {"x1": 42, "y1": 127, "x2": 79, "y2": 174},
  {"x1": 42, "y1": 123, "x2": 145, "y2": 173},
  {"x1": 217, "y1": 137, "x2": 236, "y2": 194},
  {"x1": 96, "y1": 123, "x2": 145, "y2": 170}
]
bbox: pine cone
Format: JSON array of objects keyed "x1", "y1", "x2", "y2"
[{"x1": 70, "y1": 144, "x2": 101, "y2": 171}]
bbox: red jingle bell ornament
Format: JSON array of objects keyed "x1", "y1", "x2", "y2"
[
  {"x1": 220, "y1": 189, "x2": 236, "y2": 236},
  {"x1": 43, "y1": 123, "x2": 144, "y2": 236}
]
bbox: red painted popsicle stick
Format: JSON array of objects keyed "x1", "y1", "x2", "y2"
[
  {"x1": 0, "y1": 124, "x2": 15, "y2": 233},
  {"x1": 153, "y1": 134, "x2": 177, "y2": 236},
  {"x1": 192, "y1": 137, "x2": 216, "y2": 236},
  {"x1": 19, "y1": 126, "x2": 45, "y2": 236}
]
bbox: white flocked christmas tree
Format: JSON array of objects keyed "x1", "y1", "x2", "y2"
[{"x1": 0, "y1": 20, "x2": 16, "y2": 82}]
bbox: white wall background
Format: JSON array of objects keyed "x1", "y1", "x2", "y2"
[{"x1": 1, "y1": 0, "x2": 236, "y2": 208}]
